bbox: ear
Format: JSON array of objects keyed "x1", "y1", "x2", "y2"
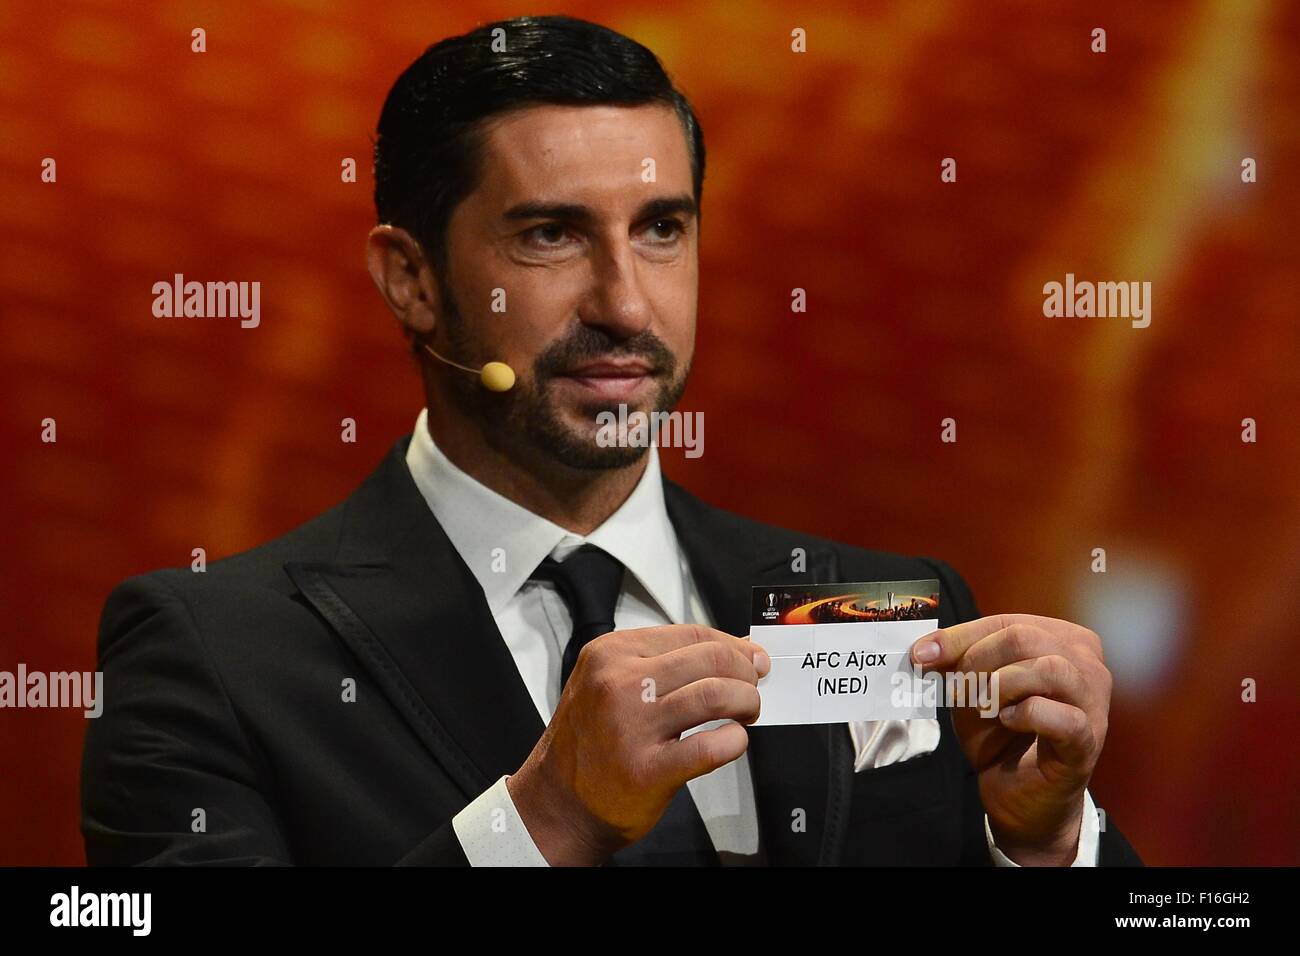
[{"x1": 365, "y1": 225, "x2": 442, "y2": 339}]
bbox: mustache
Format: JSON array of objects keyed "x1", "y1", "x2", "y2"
[{"x1": 533, "y1": 326, "x2": 677, "y2": 379}]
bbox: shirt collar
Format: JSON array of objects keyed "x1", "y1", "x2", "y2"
[{"x1": 404, "y1": 408, "x2": 687, "y2": 623}]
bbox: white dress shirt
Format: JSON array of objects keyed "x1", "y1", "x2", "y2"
[{"x1": 402, "y1": 408, "x2": 1099, "y2": 866}]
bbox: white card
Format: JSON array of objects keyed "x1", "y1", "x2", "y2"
[{"x1": 748, "y1": 580, "x2": 941, "y2": 726}]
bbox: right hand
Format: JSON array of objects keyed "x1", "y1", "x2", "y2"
[{"x1": 506, "y1": 624, "x2": 770, "y2": 865}]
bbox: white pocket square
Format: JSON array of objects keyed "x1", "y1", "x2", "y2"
[{"x1": 849, "y1": 718, "x2": 941, "y2": 771}]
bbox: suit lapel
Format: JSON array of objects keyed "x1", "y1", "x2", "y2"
[
  {"x1": 664, "y1": 479, "x2": 855, "y2": 865},
  {"x1": 286, "y1": 438, "x2": 545, "y2": 801}
]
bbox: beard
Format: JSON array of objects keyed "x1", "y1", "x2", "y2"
[{"x1": 437, "y1": 281, "x2": 690, "y2": 471}]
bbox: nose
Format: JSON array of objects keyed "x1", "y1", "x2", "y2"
[{"x1": 577, "y1": 242, "x2": 653, "y2": 340}]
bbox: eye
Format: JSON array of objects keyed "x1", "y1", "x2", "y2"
[
  {"x1": 642, "y1": 217, "x2": 686, "y2": 242},
  {"x1": 522, "y1": 222, "x2": 575, "y2": 248}
]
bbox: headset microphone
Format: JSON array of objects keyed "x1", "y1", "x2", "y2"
[{"x1": 421, "y1": 342, "x2": 516, "y2": 393}]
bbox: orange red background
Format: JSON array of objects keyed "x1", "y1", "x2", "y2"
[{"x1": 1, "y1": 0, "x2": 1296, "y2": 865}]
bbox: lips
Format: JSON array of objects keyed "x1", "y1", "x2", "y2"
[
  {"x1": 556, "y1": 359, "x2": 656, "y2": 400},
  {"x1": 563, "y1": 359, "x2": 652, "y2": 377}
]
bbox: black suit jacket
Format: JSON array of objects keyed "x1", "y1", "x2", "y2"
[{"x1": 81, "y1": 435, "x2": 1143, "y2": 866}]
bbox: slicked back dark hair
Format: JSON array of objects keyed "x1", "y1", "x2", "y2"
[{"x1": 373, "y1": 15, "x2": 706, "y2": 274}]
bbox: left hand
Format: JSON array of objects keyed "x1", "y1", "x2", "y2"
[{"x1": 911, "y1": 614, "x2": 1112, "y2": 865}]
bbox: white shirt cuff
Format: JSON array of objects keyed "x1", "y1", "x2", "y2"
[
  {"x1": 451, "y1": 774, "x2": 551, "y2": 866},
  {"x1": 985, "y1": 789, "x2": 1100, "y2": 866}
]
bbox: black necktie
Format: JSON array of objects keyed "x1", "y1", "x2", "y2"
[
  {"x1": 529, "y1": 544, "x2": 626, "y2": 690},
  {"x1": 529, "y1": 544, "x2": 719, "y2": 866}
]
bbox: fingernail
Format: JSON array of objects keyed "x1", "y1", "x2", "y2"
[
  {"x1": 1000, "y1": 704, "x2": 1018, "y2": 720},
  {"x1": 913, "y1": 640, "x2": 940, "y2": 663},
  {"x1": 754, "y1": 649, "x2": 771, "y2": 676}
]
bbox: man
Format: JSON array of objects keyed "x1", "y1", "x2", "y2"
[{"x1": 81, "y1": 15, "x2": 1141, "y2": 866}]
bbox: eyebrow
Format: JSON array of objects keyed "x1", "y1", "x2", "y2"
[{"x1": 502, "y1": 194, "x2": 698, "y2": 226}]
